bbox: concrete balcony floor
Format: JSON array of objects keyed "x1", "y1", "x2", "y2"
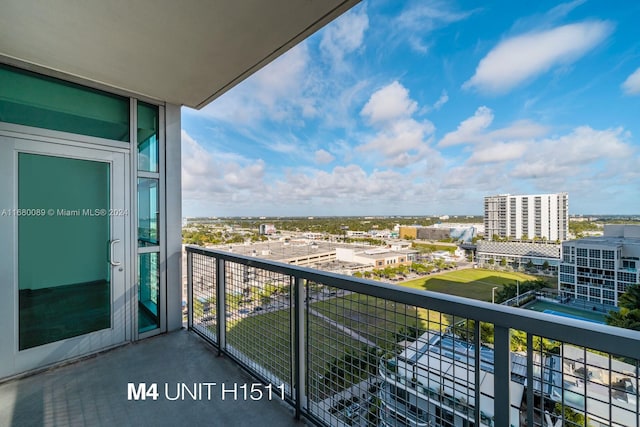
[{"x1": 0, "y1": 330, "x2": 301, "y2": 427}]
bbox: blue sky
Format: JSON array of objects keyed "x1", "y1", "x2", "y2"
[{"x1": 181, "y1": 0, "x2": 640, "y2": 217}]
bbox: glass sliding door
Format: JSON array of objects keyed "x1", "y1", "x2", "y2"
[{"x1": 18, "y1": 154, "x2": 112, "y2": 349}]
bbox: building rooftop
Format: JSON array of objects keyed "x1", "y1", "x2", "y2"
[{"x1": 212, "y1": 240, "x2": 372, "y2": 262}]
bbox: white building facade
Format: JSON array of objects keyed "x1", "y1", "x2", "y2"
[
  {"x1": 559, "y1": 225, "x2": 640, "y2": 308},
  {"x1": 484, "y1": 193, "x2": 569, "y2": 241}
]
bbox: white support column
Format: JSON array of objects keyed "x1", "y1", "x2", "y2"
[{"x1": 165, "y1": 103, "x2": 182, "y2": 332}]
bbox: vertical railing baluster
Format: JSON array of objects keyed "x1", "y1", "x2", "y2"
[
  {"x1": 494, "y1": 325, "x2": 510, "y2": 427},
  {"x1": 216, "y1": 257, "x2": 226, "y2": 353},
  {"x1": 292, "y1": 275, "x2": 306, "y2": 419},
  {"x1": 187, "y1": 250, "x2": 194, "y2": 330},
  {"x1": 526, "y1": 333, "x2": 534, "y2": 427},
  {"x1": 474, "y1": 319, "x2": 481, "y2": 427}
]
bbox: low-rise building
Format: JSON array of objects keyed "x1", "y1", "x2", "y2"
[
  {"x1": 400, "y1": 224, "x2": 480, "y2": 243},
  {"x1": 379, "y1": 332, "x2": 637, "y2": 427},
  {"x1": 476, "y1": 240, "x2": 561, "y2": 271},
  {"x1": 559, "y1": 224, "x2": 640, "y2": 307},
  {"x1": 336, "y1": 247, "x2": 418, "y2": 269}
]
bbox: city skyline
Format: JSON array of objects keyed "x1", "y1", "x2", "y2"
[{"x1": 181, "y1": 0, "x2": 640, "y2": 217}]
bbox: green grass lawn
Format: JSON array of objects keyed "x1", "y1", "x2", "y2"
[
  {"x1": 311, "y1": 294, "x2": 450, "y2": 345},
  {"x1": 398, "y1": 268, "x2": 540, "y2": 301},
  {"x1": 225, "y1": 308, "x2": 371, "y2": 400}
]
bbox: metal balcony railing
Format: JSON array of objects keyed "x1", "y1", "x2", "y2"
[{"x1": 186, "y1": 246, "x2": 640, "y2": 427}]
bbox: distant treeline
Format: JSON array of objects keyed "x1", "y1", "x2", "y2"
[{"x1": 186, "y1": 216, "x2": 483, "y2": 235}]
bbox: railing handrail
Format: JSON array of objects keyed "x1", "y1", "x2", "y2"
[{"x1": 186, "y1": 245, "x2": 640, "y2": 359}]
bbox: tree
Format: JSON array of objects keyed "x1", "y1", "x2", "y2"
[
  {"x1": 494, "y1": 280, "x2": 546, "y2": 304},
  {"x1": 499, "y1": 258, "x2": 507, "y2": 267},
  {"x1": 606, "y1": 284, "x2": 640, "y2": 331},
  {"x1": 542, "y1": 260, "x2": 550, "y2": 270},
  {"x1": 553, "y1": 403, "x2": 588, "y2": 427}
]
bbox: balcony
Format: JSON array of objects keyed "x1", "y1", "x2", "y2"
[
  {"x1": 184, "y1": 246, "x2": 640, "y2": 427},
  {"x1": 3, "y1": 246, "x2": 639, "y2": 427},
  {"x1": 0, "y1": 329, "x2": 299, "y2": 426}
]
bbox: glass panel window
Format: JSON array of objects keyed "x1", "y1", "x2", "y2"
[
  {"x1": 138, "y1": 178, "x2": 159, "y2": 247},
  {"x1": 18, "y1": 153, "x2": 110, "y2": 349},
  {"x1": 137, "y1": 102, "x2": 159, "y2": 172},
  {"x1": 139, "y1": 252, "x2": 160, "y2": 332},
  {"x1": 0, "y1": 64, "x2": 129, "y2": 141}
]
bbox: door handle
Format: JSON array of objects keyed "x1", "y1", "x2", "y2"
[{"x1": 109, "y1": 239, "x2": 121, "y2": 266}]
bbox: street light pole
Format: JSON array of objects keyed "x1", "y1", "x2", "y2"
[{"x1": 492, "y1": 286, "x2": 498, "y2": 304}]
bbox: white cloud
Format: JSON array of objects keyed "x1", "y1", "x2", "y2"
[
  {"x1": 436, "y1": 107, "x2": 637, "y2": 199},
  {"x1": 396, "y1": 1, "x2": 471, "y2": 33},
  {"x1": 358, "y1": 119, "x2": 435, "y2": 167},
  {"x1": 621, "y1": 67, "x2": 640, "y2": 95},
  {"x1": 439, "y1": 107, "x2": 548, "y2": 148},
  {"x1": 197, "y1": 43, "x2": 314, "y2": 125},
  {"x1": 433, "y1": 90, "x2": 449, "y2": 110},
  {"x1": 464, "y1": 21, "x2": 613, "y2": 94},
  {"x1": 545, "y1": 0, "x2": 587, "y2": 22},
  {"x1": 314, "y1": 149, "x2": 335, "y2": 164},
  {"x1": 510, "y1": 126, "x2": 633, "y2": 180},
  {"x1": 358, "y1": 81, "x2": 435, "y2": 167},
  {"x1": 268, "y1": 141, "x2": 298, "y2": 154},
  {"x1": 361, "y1": 81, "x2": 418, "y2": 125},
  {"x1": 252, "y1": 44, "x2": 310, "y2": 109},
  {"x1": 488, "y1": 120, "x2": 548, "y2": 140},
  {"x1": 468, "y1": 142, "x2": 528, "y2": 164},
  {"x1": 274, "y1": 165, "x2": 411, "y2": 203},
  {"x1": 320, "y1": 6, "x2": 369, "y2": 69},
  {"x1": 392, "y1": 1, "x2": 473, "y2": 54},
  {"x1": 408, "y1": 37, "x2": 430, "y2": 54},
  {"x1": 439, "y1": 106, "x2": 494, "y2": 146},
  {"x1": 181, "y1": 130, "x2": 266, "y2": 200}
]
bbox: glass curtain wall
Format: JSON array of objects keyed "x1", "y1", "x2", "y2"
[{"x1": 0, "y1": 64, "x2": 129, "y2": 141}]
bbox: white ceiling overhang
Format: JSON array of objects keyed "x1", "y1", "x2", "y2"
[{"x1": 0, "y1": 0, "x2": 359, "y2": 108}]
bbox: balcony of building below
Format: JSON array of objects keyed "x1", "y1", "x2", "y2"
[{"x1": 0, "y1": 330, "x2": 301, "y2": 427}]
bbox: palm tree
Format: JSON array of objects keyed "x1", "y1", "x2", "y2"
[{"x1": 606, "y1": 284, "x2": 640, "y2": 331}]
